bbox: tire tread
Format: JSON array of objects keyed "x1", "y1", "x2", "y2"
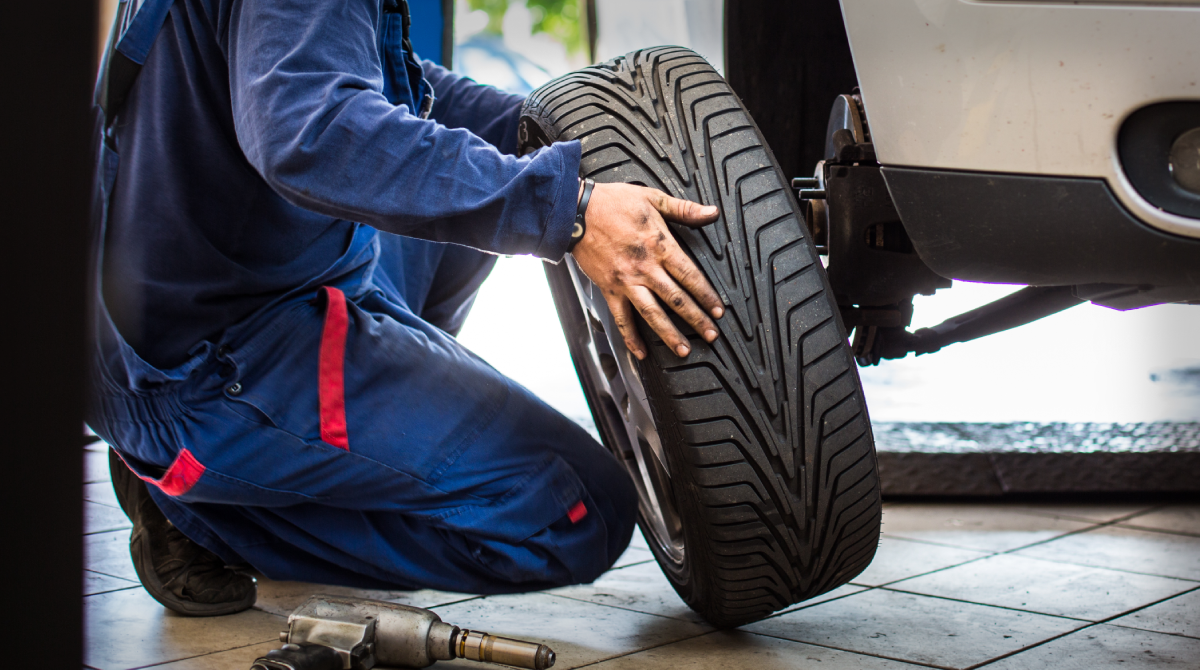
[{"x1": 523, "y1": 47, "x2": 880, "y2": 626}]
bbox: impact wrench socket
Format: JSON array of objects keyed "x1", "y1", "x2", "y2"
[{"x1": 250, "y1": 595, "x2": 556, "y2": 670}]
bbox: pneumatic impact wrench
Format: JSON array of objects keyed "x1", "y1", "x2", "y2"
[{"x1": 250, "y1": 595, "x2": 556, "y2": 670}]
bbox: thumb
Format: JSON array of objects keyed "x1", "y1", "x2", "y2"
[{"x1": 649, "y1": 191, "x2": 719, "y2": 227}]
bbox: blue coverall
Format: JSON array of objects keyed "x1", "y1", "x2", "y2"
[{"x1": 88, "y1": 0, "x2": 637, "y2": 594}]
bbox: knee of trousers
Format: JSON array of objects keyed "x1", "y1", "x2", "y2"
[
  {"x1": 462, "y1": 452, "x2": 639, "y2": 593},
  {"x1": 553, "y1": 447, "x2": 640, "y2": 585}
]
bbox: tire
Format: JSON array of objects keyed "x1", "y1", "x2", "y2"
[{"x1": 520, "y1": 47, "x2": 881, "y2": 627}]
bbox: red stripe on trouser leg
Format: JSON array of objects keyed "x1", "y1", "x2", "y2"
[
  {"x1": 113, "y1": 448, "x2": 206, "y2": 497},
  {"x1": 318, "y1": 286, "x2": 351, "y2": 450},
  {"x1": 156, "y1": 449, "x2": 207, "y2": 495},
  {"x1": 568, "y1": 500, "x2": 588, "y2": 524}
]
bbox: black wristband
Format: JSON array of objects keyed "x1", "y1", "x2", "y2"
[{"x1": 568, "y1": 178, "x2": 595, "y2": 253}]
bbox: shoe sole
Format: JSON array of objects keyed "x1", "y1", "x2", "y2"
[{"x1": 130, "y1": 528, "x2": 258, "y2": 617}]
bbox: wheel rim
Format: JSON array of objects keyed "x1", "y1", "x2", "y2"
[{"x1": 563, "y1": 257, "x2": 686, "y2": 565}]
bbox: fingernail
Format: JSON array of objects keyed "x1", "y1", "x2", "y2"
[
  {"x1": 712, "y1": 306, "x2": 724, "y2": 318},
  {"x1": 702, "y1": 205, "x2": 718, "y2": 216},
  {"x1": 634, "y1": 349, "x2": 646, "y2": 360},
  {"x1": 676, "y1": 345, "x2": 690, "y2": 357},
  {"x1": 704, "y1": 329, "x2": 718, "y2": 342}
]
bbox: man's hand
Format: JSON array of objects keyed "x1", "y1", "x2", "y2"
[{"x1": 570, "y1": 182, "x2": 724, "y2": 360}]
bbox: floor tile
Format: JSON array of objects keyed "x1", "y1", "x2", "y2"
[
  {"x1": 84, "y1": 448, "x2": 111, "y2": 484},
  {"x1": 1011, "y1": 503, "x2": 1153, "y2": 524},
  {"x1": 743, "y1": 588, "x2": 1084, "y2": 669},
  {"x1": 253, "y1": 576, "x2": 478, "y2": 617},
  {"x1": 1015, "y1": 525, "x2": 1200, "y2": 581},
  {"x1": 84, "y1": 481, "x2": 120, "y2": 509},
  {"x1": 851, "y1": 536, "x2": 990, "y2": 586},
  {"x1": 981, "y1": 624, "x2": 1200, "y2": 669},
  {"x1": 588, "y1": 629, "x2": 926, "y2": 669},
  {"x1": 1109, "y1": 588, "x2": 1200, "y2": 638},
  {"x1": 147, "y1": 642, "x2": 279, "y2": 669},
  {"x1": 85, "y1": 529, "x2": 137, "y2": 582},
  {"x1": 549, "y1": 560, "x2": 704, "y2": 622},
  {"x1": 628, "y1": 526, "x2": 649, "y2": 551},
  {"x1": 892, "y1": 553, "x2": 1194, "y2": 621},
  {"x1": 786, "y1": 583, "x2": 870, "y2": 610},
  {"x1": 612, "y1": 545, "x2": 654, "y2": 569},
  {"x1": 84, "y1": 570, "x2": 138, "y2": 597},
  {"x1": 85, "y1": 501, "x2": 131, "y2": 535},
  {"x1": 881, "y1": 503, "x2": 1093, "y2": 553},
  {"x1": 430, "y1": 592, "x2": 710, "y2": 669},
  {"x1": 84, "y1": 588, "x2": 285, "y2": 670},
  {"x1": 1119, "y1": 505, "x2": 1200, "y2": 537}
]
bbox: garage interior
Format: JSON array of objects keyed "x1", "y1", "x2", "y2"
[{"x1": 14, "y1": 1, "x2": 1198, "y2": 668}]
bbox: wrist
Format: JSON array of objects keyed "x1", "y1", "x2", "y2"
[{"x1": 568, "y1": 178, "x2": 595, "y2": 253}]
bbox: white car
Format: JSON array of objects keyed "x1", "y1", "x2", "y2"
[{"x1": 723, "y1": 0, "x2": 1200, "y2": 363}]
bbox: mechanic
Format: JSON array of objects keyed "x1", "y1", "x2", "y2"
[{"x1": 89, "y1": 0, "x2": 725, "y2": 616}]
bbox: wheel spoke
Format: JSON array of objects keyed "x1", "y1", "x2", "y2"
[{"x1": 565, "y1": 257, "x2": 686, "y2": 564}]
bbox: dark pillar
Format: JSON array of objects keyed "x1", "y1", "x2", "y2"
[
  {"x1": 3, "y1": 3, "x2": 93, "y2": 667},
  {"x1": 723, "y1": 0, "x2": 859, "y2": 181}
]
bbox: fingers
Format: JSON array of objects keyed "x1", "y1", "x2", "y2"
[
  {"x1": 648, "y1": 191, "x2": 719, "y2": 226},
  {"x1": 646, "y1": 270, "x2": 719, "y2": 343},
  {"x1": 628, "y1": 285, "x2": 692, "y2": 358},
  {"x1": 607, "y1": 295, "x2": 646, "y2": 360},
  {"x1": 573, "y1": 183, "x2": 726, "y2": 360},
  {"x1": 663, "y1": 248, "x2": 725, "y2": 320}
]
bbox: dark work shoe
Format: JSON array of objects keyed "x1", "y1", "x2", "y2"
[{"x1": 109, "y1": 449, "x2": 257, "y2": 616}]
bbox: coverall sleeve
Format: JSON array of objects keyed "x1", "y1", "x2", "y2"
[
  {"x1": 422, "y1": 61, "x2": 526, "y2": 156},
  {"x1": 224, "y1": 0, "x2": 579, "y2": 259}
]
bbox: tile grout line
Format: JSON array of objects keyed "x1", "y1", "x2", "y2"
[
  {"x1": 734, "y1": 628, "x2": 953, "y2": 670},
  {"x1": 949, "y1": 506, "x2": 1200, "y2": 583},
  {"x1": 608, "y1": 558, "x2": 656, "y2": 570},
  {"x1": 1112, "y1": 522, "x2": 1200, "y2": 540},
  {"x1": 539, "y1": 591, "x2": 706, "y2": 625},
  {"x1": 562, "y1": 624, "x2": 949, "y2": 670},
  {"x1": 752, "y1": 582, "x2": 884, "y2": 621},
  {"x1": 879, "y1": 533, "x2": 1003, "y2": 553},
  {"x1": 126, "y1": 636, "x2": 283, "y2": 670},
  {"x1": 988, "y1": 550, "x2": 1200, "y2": 583},
  {"x1": 85, "y1": 526, "x2": 133, "y2": 536},
  {"x1": 873, "y1": 585, "x2": 1099, "y2": 623},
  {"x1": 85, "y1": 584, "x2": 141, "y2": 597},
  {"x1": 556, "y1": 627, "x2": 716, "y2": 670},
  {"x1": 83, "y1": 568, "x2": 137, "y2": 582},
  {"x1": 83, "y1": 570, "x2": 141, "y2": 591},
  {"x1": 881, "y1": 502, "x2": 1170, "y2": 559},
  {"x1": 86, "y1": 585, "x2": 140, "y2": 597},
  {"x1": 850, "y1": 551, "x2": 1002, "y2": 590},
  {"x1": 965, "y1": 622, "x2": 1099, "y2": 670},
  {"x1": 990, "y1": 506, "x2": 1162, "y2": 556},
  {"x1": 406, "y1": 594, "x2": 486, "y2": 610},
  {"x1": 1091, "y1": 583, "x2": 1200, "y2": 641},
  {"x1": 1006, "y1": 504, "x2": 1164, "y2": 526},
  {"x1": 966, "y1": 582, "x2": 1200, "y2": 669}
]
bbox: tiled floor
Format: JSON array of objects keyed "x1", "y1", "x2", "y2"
[{"x1": 84, "y1": 440, "x2": 1200, "y2": 669}]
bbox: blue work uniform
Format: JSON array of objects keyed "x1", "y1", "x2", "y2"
[{"x1": 87, "y1": 0, "x2": 637, "y2": 594}]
